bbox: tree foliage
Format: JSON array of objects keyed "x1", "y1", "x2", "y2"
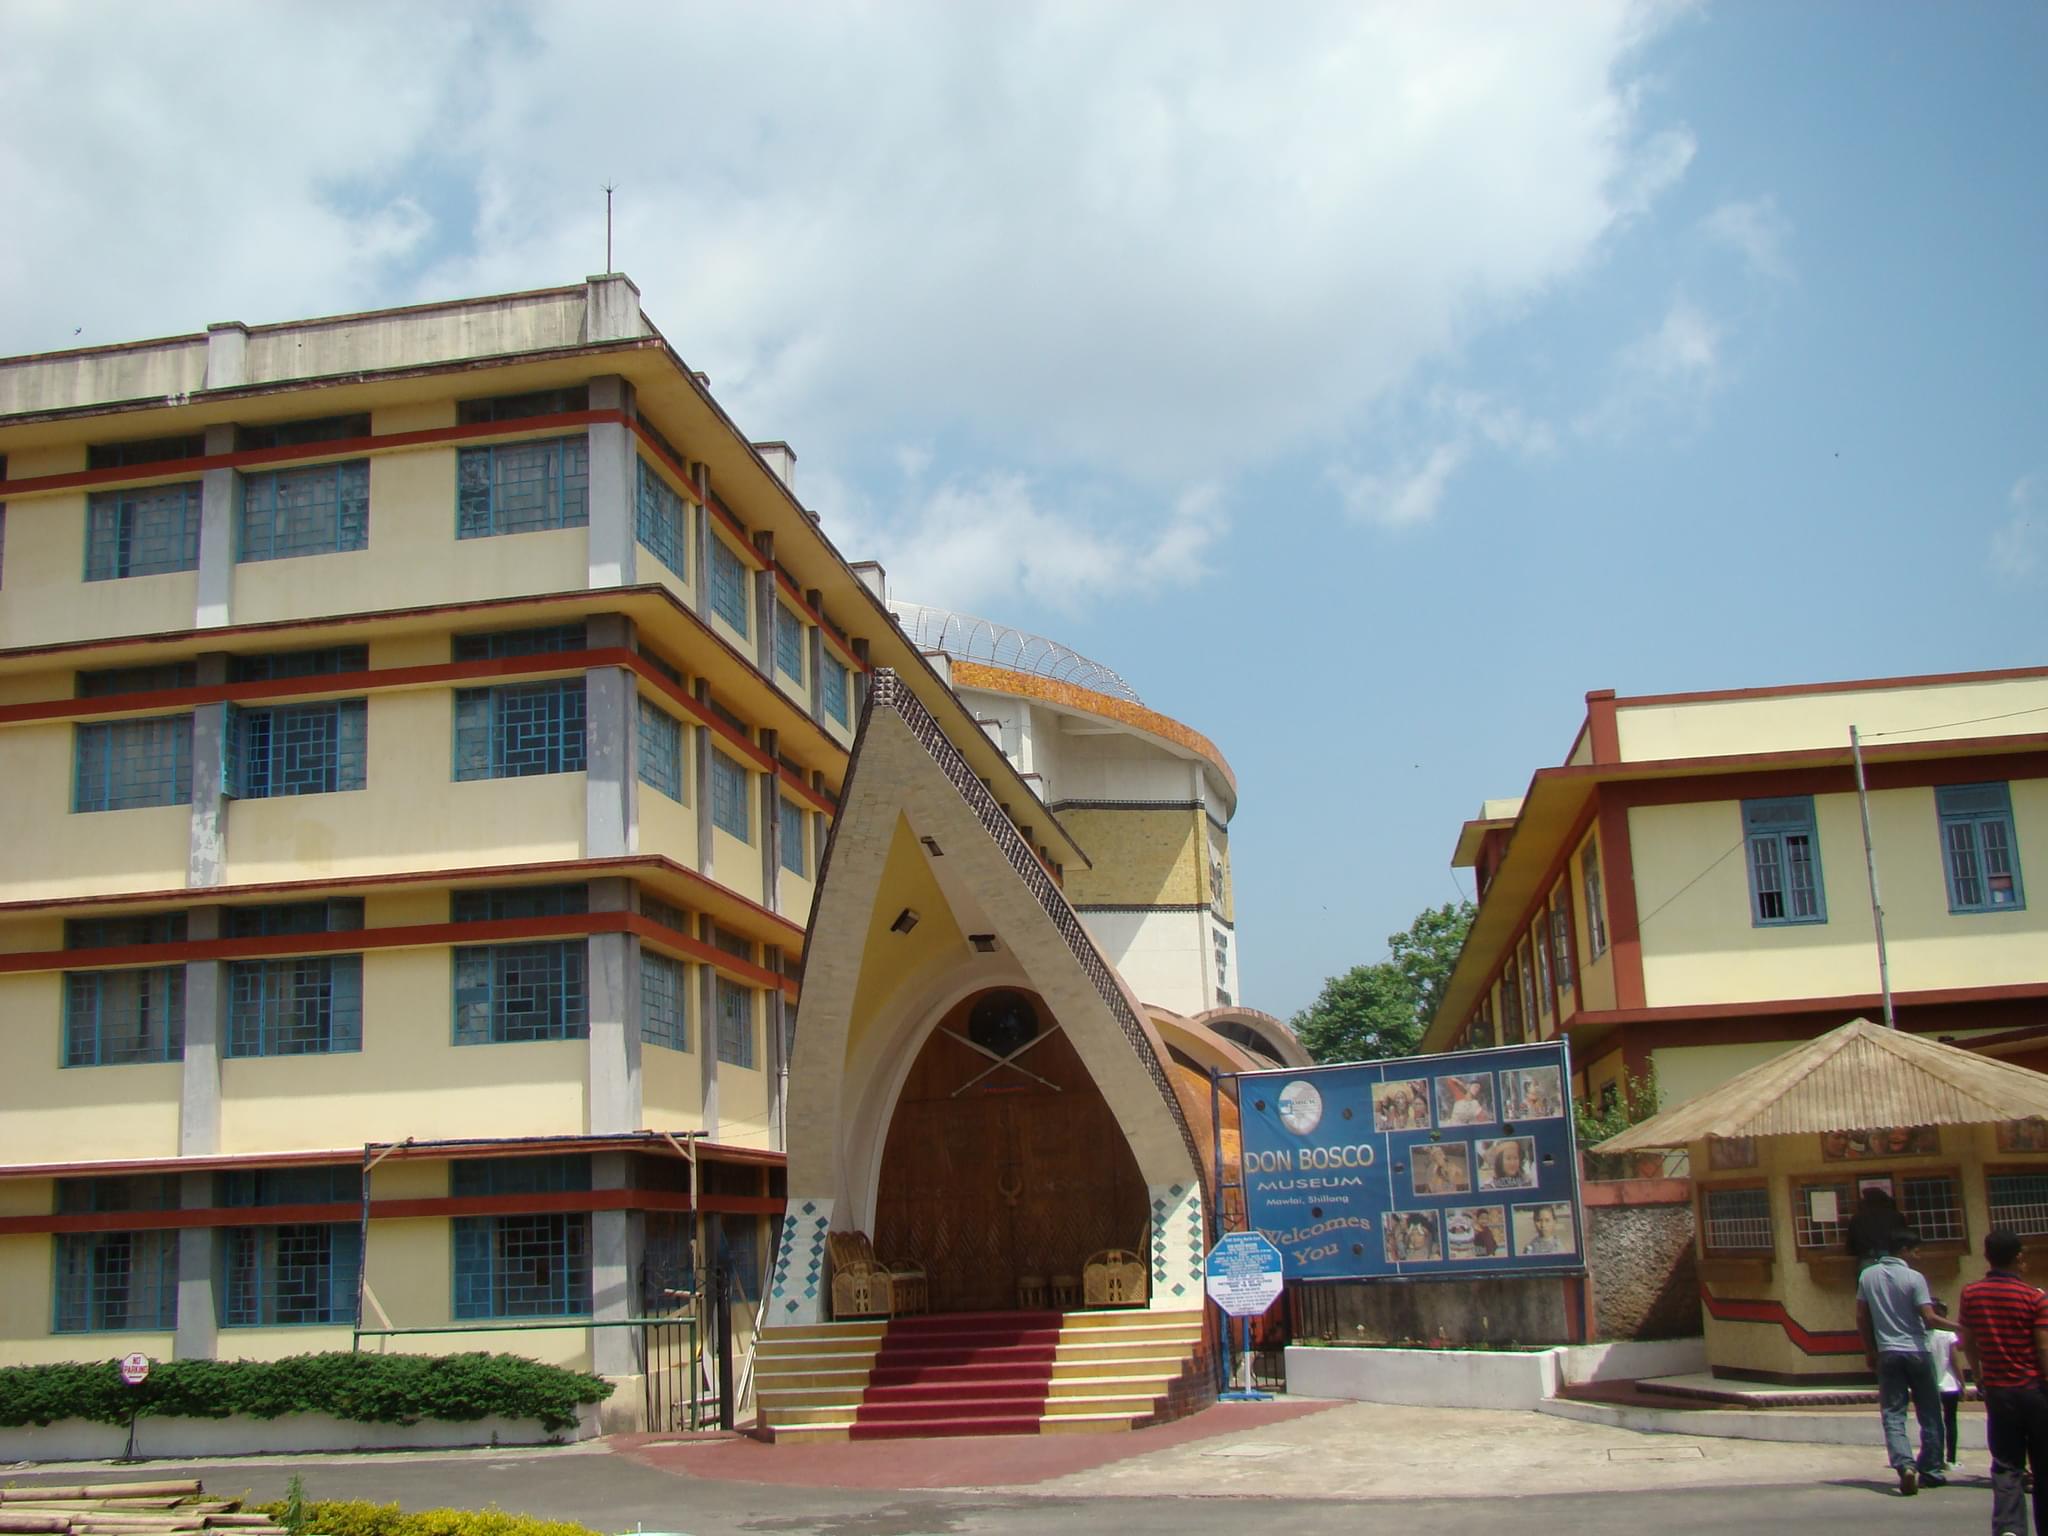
[{"x1": 1292, "y1": 900, "x2": 1476, "y2": 1064}]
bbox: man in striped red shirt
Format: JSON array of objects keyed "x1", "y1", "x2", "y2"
[{"x1": 1960, "y1": 1227, "x2": 2048, "y2": 1536}]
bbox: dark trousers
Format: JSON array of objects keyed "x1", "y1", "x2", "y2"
[
  {"x1": 1984, "y1": 1382, "x2": 2048, "y2": 1536},
  {"x1": 1944, "y1": 1389, "x2": 1961, "y2": 1463}
]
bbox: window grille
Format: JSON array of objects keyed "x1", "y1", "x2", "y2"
[
  {"x1": 452, "y1": 1155, "x2": 592, "y2": 1198},
  {"x1": 452, "y1": 941, "x2": 588, "y2": 1044},
  {"x1": 1745, "y1": 797, "x2": 1827, "y2": 925},
  {"x1": 638, "y1": 697, "x2": 685, "y2": 802},
  {"x1": 709, "y1": 750, "x2": 750, "y2": 840},
  {"x1": 456, "y1": 387, "x2": 589, "y2": 425},
  {"x1": 74, "y1": 715, "x2": 193, "y2": 812},
  {"x1": 221, "y1": 1223, "x2": 360, "y2": 1326},
  {"x1": 718, "y1": 1218, "x2": 763, "y2": 1302},
  {"x1": 1901, "y1": 1174, "x2": 1965, "y2": 1244},
  {"x1": 1582, "y1": 840, "x2": 1608, "y2": 959},
  {"x1": 228, "y1": 646, "x2": 368, "y2": 682},
  {"x1": 779, "y1": 796, "x2": 807, "y2": 876},
  {"x1": 224, "y1": 899, "x2": 364, "y2": 938},
  {"x1": 456, "y1": 436, "x2": 589, "y2": 538},
  {"x1": 641, "y1": 896, "x2": 692, "y2": 936},
  {"x1": 822, "y1": 655, "x2": 849, "y2": 726},
  {"x1": 450, "y1": 884, "x2": 588, "y2": 922},
  {"x1": 235, "y1": 414, "x2": 370, "y2": 452},
  {"x1": 216, "y1": 1165, "x2": 362, "y2": 1206},
  {"x1": 453, "y1": 681, "x2": 587, "y2": 779},
  {"x1": 708, "y1": 535, "x2": 749, "y2": 636},
  {"x1": 451, "y1": 624, "x2": 588, "y2": 661},
  {"x1": 1550, "y1": 898, "x2": 1573, "y2": 993},
  {"x1": 1938, "y1": 782, "x2": 2025, "y2": 912},
  {"x1": 1704, "y1": 1187, "x2": 1774, "y2": 1251},
  {"x1": 86, "y1": 435, "x2": 204, "y2": 470},
  {"x1": 1989, "y1": 1173, "x2": 2048, "y2": 1237},
  {"x1": 641, "y1": 646, "x2": 685, "y2": 686},
  {"x1": 635, "y1": 457, "x2": 689, "y2": 580},
  {"x1": 453, "y1": 1213, "x2": 592, "y2": 1318},
  {"x1": 642, "y1": 1213, "x2": 694, "y2": 1309},
  {"x1": 774, "y1": 605, "x2": 804, "y2": 683},
  {"x1": 715, "y1": 976, "x2": 755, "y2": 1068},
  {"x1": 64, "y1": 968, "x2": 185, "y2": 1066},
  {"x1": 238, "y1": 460, "x2": 370, "y2": 562},
  {"x1": 55, "y1": 1176, "x2": 179, "y2": 1214},
  {"x1": 76, "y1": 662, "x2": 197, "y2": 697},
  {"x1": 1497, "y1": 969, "x2": 1522, "y2": 1045},
  {"x1": 1794, "y1": 1182, "x2": 1853, "y2": 1248},
  {"x1": 711, "y1": 925, "x2": 753, "y2": 962},
  {"x1": 85, "y1": 483, "x2": 201, "y2": 579},
  {"x1": 642, "y1": 949, "x2": 689, "y2": 1052},
  {"x1": 53, "y1": 1231, "x2": 179, "y2": 1332},
  {"x1": 227, "y1": 700, "x2": 366, "y2": 798},
  {"x1": 66, "y1": 913, "x2": 188, "y2": 949},
  {"x1": 227, "y1": 956, "x2": 363, "y2": 1056}
]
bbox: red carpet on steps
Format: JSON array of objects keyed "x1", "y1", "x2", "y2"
[{"x1": 849, "y1": 1311, "x2": 1062, "y2": 1440}]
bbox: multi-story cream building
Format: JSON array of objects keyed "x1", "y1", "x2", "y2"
[{"x1": 1420, "y1": 667, "x2": 2048, "y2": 1109}]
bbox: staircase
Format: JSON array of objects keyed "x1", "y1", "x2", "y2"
[{"x1": 755, "y1": 1308, "x2": 1207, "y2": 1442}]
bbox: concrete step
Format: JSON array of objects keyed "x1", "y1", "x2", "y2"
[
  {"x1": 1041, "y1": 1391, "x2": 1163, "y2": 1418},
  {"x1": 761, "y1": 1400, "x2": 867, "y2": 1427},
  {"x1": 1039, "y1": 1411, "x2": 1143, "y2": 1435},
  {"x1": 1045, "y1": 1371, "x2": 1177, "y2": 1398},
  {"x1": 763, "y1": 1421, "x2": 855, "y2": 1443},
  {"x1": 757, "y1": 1338, "x2": 884, "y2": 1361},
  {"x1": 758, "y1": 1320, "x2": 888, "y2": 1343}
]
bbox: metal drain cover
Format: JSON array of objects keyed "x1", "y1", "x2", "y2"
[{"x1": 1606, "y1": 1445, "x2": 1707, "y2": 1462}]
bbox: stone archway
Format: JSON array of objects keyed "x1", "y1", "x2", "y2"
[{"x1": 873, "y1": 986, "x2": 1148, "y2": 1313}]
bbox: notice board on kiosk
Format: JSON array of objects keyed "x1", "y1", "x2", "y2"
[{"x1": 1237, "y1": 1041, "x2": 1584, "y2": 1280}]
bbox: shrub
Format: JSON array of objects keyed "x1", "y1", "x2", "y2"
[
  {"x1": 258, "y1": 1501, "x2": 601, "y2": 1536},
  {"x1": 0, "y1": 1352, "x2": 612, "y2": 1432}
]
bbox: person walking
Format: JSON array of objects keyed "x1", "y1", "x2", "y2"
[
  {"x1": 1858, "y1": 1229, "x2": 1957, "y2": 1494},
  {"x1": 1959, "y1": 1228, "x2": 2048, "y2": 1536},
  {"x1": 1929, "y1": 1299, "x2": 1967, "y2": 1471}
]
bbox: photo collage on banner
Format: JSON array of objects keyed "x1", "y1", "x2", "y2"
[{"x1": 1237, "y1": 1041, "x2": 1583, "y2": 1282}]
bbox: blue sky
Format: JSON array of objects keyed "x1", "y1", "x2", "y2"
[{"x1": 1, "y1": 3, "x2": 2041, "y2": 1021}]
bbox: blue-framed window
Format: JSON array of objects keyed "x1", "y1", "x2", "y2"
[
  {"x1": 452, "y1": 1155, "x2": 591, "y2": 1197},
  {"x1": 1744, "y1": 796, "x2": 1826, "y2": 925},
  {"x1": 227, "y1": 956, "x2": 363, "y2": 1057},
  {"x1": 778, "y1": 796, "x2": 807, "y2": 876},
  {"x1": 1938, "y1": 782, "x2": 2026, "y2": 912},
  {"x1": 64, "y1": 968, "x2": 184, "y2": 1066},
  {"x1": 76, "y1": 662, "x2": 198, "y2": 697},
  {"x1": 641, "y1": 896, "x2": 692, "y2": 936},
  {"x1": 635, "y1": 457, "x2": 689, "y2": 580},
  {"x1": 452, "y1": 942, "x2": 588, "y2": 1044},
  {"x1": 715, "y1": 975, "x2": 755, "y2": 1069},
  {"x1": 226, "y1": 700, "x2": 366, "y2": 798},
  {"x1": 235, "y1": 414, "x2": 370, "y2": 452},
  {"x1": 224, "y1": 898, "x2": 364, "y2": 938},
  {"x1": 229, "y1": 646, "x2": 368, "y2": 682},
  {"x1": 821, "y1": 654, "x2": 849, "y2": 726},
  {"x1": 638, "y1": 697, "x2": 685, "y2": 802},
  {"x1": 56, "y1": 1175, "x2": 179, "y2": 1214},
  {"x1": 85, "y1": 483, "x2": 201, "y2": 579},
  {"x1": 451, "y1": 624, "x2": 587, "y2": 662},
  {"x1": 74, "y1": 715, "x2": 192, "y2": 812},
  {"x1": 216, "y1": 1165, "x2": 363, "y2": 1207},
  {"x1": 456, "y1": 437, "x2": 589, "y2": 538},
  {"x1": 66, "y1": 913, "x2": 188, "y2": 949},
  {"x1": 453, "y1": 681, "x2": 587, "y2": 780},
  {"x1": 708, "y1": 535, "x2": 749, "y2": 636},
  {"x1": 220, "y1": 1223, "x2": 361, "y2": 1327},
  {"x1": 709, "y1": 750, "x2": 750, "y2": 841},
  {"x1": 453, "y1": 1213, "x2": 592, "y2": 1319},
  {"x1": 450, "y1": 884, "x2": 587, "y2": 922},
  {"x1": 773, "y1": 605, "x2": 804, "y2": 684},
  {"x1": 641, "y1": 950, "x2": 689, "y2": 1052},
  {"x1": 237, "y1": 460, "x2": 369, "y2": 562},
  {"x1": 457, "y1": 387, "x2": 588, "y2": 425},
  {"x1": 87, "y1": 435, "x2": 203, "y2": 471},
  {"x1": 53, "y1": 1231, "x2": 179, "y2": 1332}
]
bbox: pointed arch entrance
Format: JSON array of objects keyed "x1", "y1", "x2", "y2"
[{"x1": 874, "y1": 986, "x2": 1148, "y2": 1314}]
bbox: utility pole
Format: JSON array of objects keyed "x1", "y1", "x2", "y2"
[
  {"x1": 603, "y1": 182, "x2": 617, "y2": 274},
  {"x1": 1849, "y1": 725, "x2": 1897, "y2": 1029}
]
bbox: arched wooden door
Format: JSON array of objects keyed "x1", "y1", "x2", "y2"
[{"x1": 873, "y1": 989, "x2": 1148, "y2": 1313}]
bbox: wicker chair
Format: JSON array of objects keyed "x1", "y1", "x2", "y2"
[
  {"x1": 827, "y1": 1231, "x2": 929, "y2": 1319},
  {"x1": 1082, "y1": 1247, "x2": 1149, "y2": 1308}
]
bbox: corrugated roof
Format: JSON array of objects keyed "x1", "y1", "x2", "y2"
[{"x1": 1598, "y1": 1017, "x2": 2048, "y2": 1151}]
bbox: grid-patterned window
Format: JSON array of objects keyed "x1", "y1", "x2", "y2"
[
  {"x1": 456, "y1": 436, "x2": 590, "y2": 538},
  {"x1": 77, "y1": 662, "x2": 198, "y2": 697},
  {"x1": 1581, "y1": 839, "x2": 1608, "y2": 960},
  {"x1": 451, "y1": 624, "x2": 587, "y2": 661},
  {"x1": 224, "y1": 899, "x2": 364, "y2": 938},
  {"x1": 456, "y1": 387, "x2": 588, "y2": 425},
  {"x1": 228, "y1": 645, "x2": 370, "y2": 682},
  {"x1": 1794, "y1": 1182, "x2": 1852, "y2": 1248},
  {"x1": 641, "y1": 896, "x2": 692, "y2": 936},
  {"x1": 74, "y1": 715, "x2": 193, "y2": 812},
  {"x1": 237, "y1": 461, "x2": 370, "y2": 562},
  {"x1": 235, "y1": 414, "x2": 370, "y2": 452},
  {"x1": 1938, "y1": 783, "x2": 2025, "y2": 913},
  {"x1": 227, "y1": 701, "x2": 367, "y2": 798},
  {"x1": 452, "y1": 1155, "x2": 591, "y2": 1197},
  {"x1": 774, "y1": 605, "x2": 804, "y2": 683},
  {"x1": 710, "y1": 750, "x2": 750, "y2": 841},
  {"x1": 1496, "y1": 970, "x2": 1522, "y2": 1045},
  {"x1": 56, "y1": 1176, "x2": 180, "y2": 1214},
  {"x1": 715, "y1": 975, "x2": 755, "y2": 1068},
  {"x1": 220, "y1": 1223, "x2": 360, "y2": 1327},
  {"x1": 227, "y1": 956, "x2": 363, "y2": 1057},
  {"x1": 1703, "y1": 1187, "x2": 1774, "y2": 1252},
  {"x1": 1550, "y1": 897, "x2": 1574, "y2": 994},
  {"x1": 216, "y1": 1165, "x2": 363, "y2": 1207},
  {"x1": 635, "y1": 457, "x2": 689, "y2": 580},
  {"x1": 53, "y1": 1231, "x2": 179, "y2": 1332},
  {"x1": 708, "y1": 535, "x2": 749, "y2": 636},
  {"x1": 642, "y1": 949, "x2": 689, "y2": 1052},
  {"x1": 1745, "y1": 797, "x2": 1826, "y2": 925},
  {"x1": 451, "y1": 884, "x2": 587, "y2": 922},
  {"x1": 638, "y1": 697, "x2": 685, "y2": 802},
  {"x1": 85, "y1": 483, "x2": 201, "y2": 579},
  {"x1": 1989, "y1": 1173, "x2": 2048, "y2": 1237},
  {"x1": 453, "y1": 681, "x2": 587, "y2": 779},
  {"x1": 822, "y1": 655, "x2": 849, "y2": 726},
  {"x1": 778, "y1": 796, "x2": 807, "y2": 876},
  {"x1": 87, "y1": 435, "x2": 204, "y2": 470},
  {"x1": 1902, "y1": 1174, "x2": 1966, "y2": 1244},
  {"x1": 66, "y1": 913, "x2": 188, "y2": 949},
  {"x1": 1532, "y1": 932, "x2": 1552, "y2": 1014},
  {"x1": 453, "y1": 1213, "x2": 592, "y2": 1319},
  {"x1": 452, "y1": 942, "x2": 588, "y2": 1044},
  {"x1": 64, "y1": 968, "x2": 184, "y2": 1066}
]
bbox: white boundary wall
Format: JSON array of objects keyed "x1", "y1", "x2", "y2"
[
  {"x1": 0, "y1": 1403, "x2": 602, "y2": 1463},
  {"x1": 1284, "y1": 1339, "x2": 1707, "y2": 1412}
]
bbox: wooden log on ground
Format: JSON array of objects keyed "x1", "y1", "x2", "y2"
[{"x1": 75, "y1": 1491, "x2": 202, "y2": 1505}]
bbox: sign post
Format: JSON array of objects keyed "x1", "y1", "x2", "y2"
[
  {"x1": 1205, "y1": 1231, "x2": 1284, "y2": 1402},
  {"x1": 118, "y1": 1353, "x2": 150, "y2": 1460}
]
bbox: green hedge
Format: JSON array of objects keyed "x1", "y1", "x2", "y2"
[
  {"x1": 260, "y1": 1501, "x2": 600, "y2": 1536},
  {"x1": 0, "y1": 1352, "x2": 612, "y2": 1433}
]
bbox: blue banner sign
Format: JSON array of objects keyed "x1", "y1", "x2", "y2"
[{"x1": 1237, "y1": 1041, "x2": 1583, "y2": 1281}]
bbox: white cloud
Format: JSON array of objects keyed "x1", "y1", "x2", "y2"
[
  {"x1": 1576, "y1": 294, "x2": 1721, "y2": 437},
  {"x1": 1625, "y1": 297, "x2": 1721, "y2": 381},
  {"x1": 1992, "y1": 474, "x2": 2043, "y2": 581},
  {"x1": 1701, "y1": 196, "x2": 1793, "y2": 280},
  {"x1": 1329, "y1": 442, "x2": 1469, "y2": 529}
]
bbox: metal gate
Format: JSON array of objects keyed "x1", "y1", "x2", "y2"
[{"x1": 642, "y1": 1318, "x2": 699, "y2": 1432}]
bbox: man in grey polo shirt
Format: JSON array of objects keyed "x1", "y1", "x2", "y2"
[{"x1": 1858, "y1": 1231, "x2": 1959, "y2": 1495}]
